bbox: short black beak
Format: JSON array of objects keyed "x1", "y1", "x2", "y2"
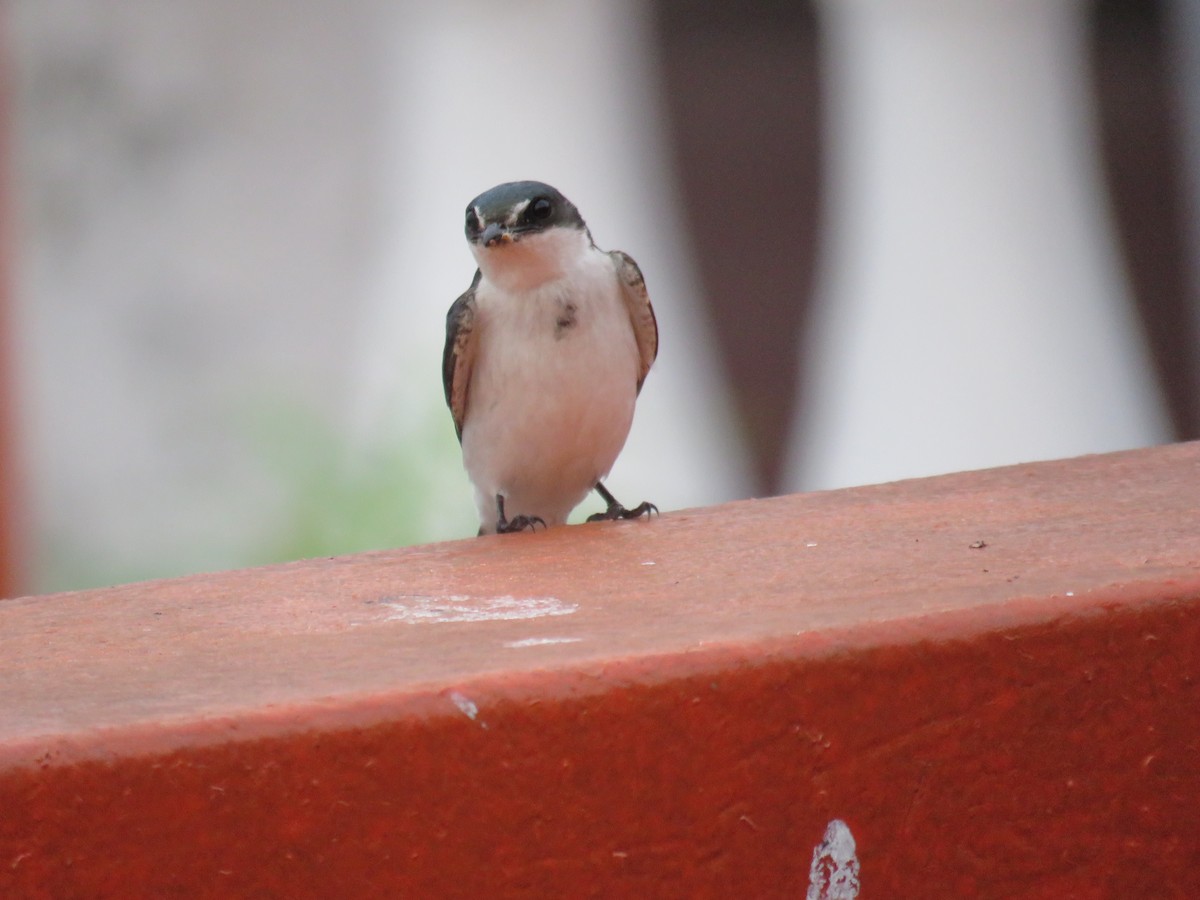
[{"x1": 480, "y1": 222, "x2": 510, "y2": 247}]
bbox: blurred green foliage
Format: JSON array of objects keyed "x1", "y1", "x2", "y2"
[
  {"x1": 247, "y1": 397, "x2": 474, "y2": 562},
  {"x1": 33, "y1": 396, "x2": 476, "y2": 595}
]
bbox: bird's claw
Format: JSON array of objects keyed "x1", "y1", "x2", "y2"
[
  {"x1": 497, "y1": 513, "x2": 546, "y2": 534},
  {"x1": 492, "y1": 494, "x2": 546, "y2": 534},
  {"x1": 587, "y1": 501, "x2": 658, "y2": 523}
]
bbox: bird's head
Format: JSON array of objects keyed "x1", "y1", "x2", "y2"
[{"x1": 464, "y1": 181, "x2": 592, "y2": 292}]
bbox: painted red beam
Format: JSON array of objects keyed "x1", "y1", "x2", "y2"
[{"x1": 2, "y1": 443, "x2": 1198, "y2": 897}]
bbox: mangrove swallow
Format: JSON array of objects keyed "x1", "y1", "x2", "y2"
[{"x1": 443, "y1": 180, "x2": 659, "y2": 535}]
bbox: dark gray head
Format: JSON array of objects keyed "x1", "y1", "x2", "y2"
[{"x1": 465, "y1": 181, "x2": 588, "y2": 247}]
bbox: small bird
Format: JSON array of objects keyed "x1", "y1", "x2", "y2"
[{"x1": 443, "y1": 180, "x2": 659, "y2": 535}]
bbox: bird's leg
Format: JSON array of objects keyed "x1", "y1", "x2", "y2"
[
  {"x1": 587, "y1": 481, "x2": 658, "y2": 523},
  {"x1": 494, "y1": 494, "x2": 546, "y2": 534}
]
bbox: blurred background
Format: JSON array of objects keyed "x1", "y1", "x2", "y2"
[{"x1": 1, "y1": 0, "x2": 1197, "y2": 596}]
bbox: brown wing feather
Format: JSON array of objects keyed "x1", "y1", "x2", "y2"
[
  {"x1": 443, "y1": 270, "x2": 481, "y2": 441},
  {"x1": 609, "y1": 250, "x2": 658, "y2": 392}
]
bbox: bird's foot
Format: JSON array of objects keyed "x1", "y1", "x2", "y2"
[
  {"x1": 497, "y1": 513, "x2": 546, "y2": 534},
  {"x1": 493, "y1": 494, "x2": 545, "y2": 534},
  {"x1": 589, "y1": 481, "x2": 657, "y2": 523},
  {"x1": 587, "y1": 500, "x2": 658, "y2": 523}
]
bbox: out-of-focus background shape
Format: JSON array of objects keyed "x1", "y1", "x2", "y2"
[
  {"x1": 791, "y1": 0, "x2": 1173, "y2": 489},
  {"x1": 1, "y1": 0, "x2": 1196, "y2": 595}
]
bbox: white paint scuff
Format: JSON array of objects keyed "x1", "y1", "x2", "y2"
[
  {"x1": 449, "y1": 691, "x2": 482, "y2": 725},
  {"x1": 807, "y1": 819, "x2": 860, "y2": 900},
  {"x1": 380, "y1": 594, "x2": 577, "y2": 624},
  {"x1": 503, "y1": 637, "x2": 583, "y2": 649}
]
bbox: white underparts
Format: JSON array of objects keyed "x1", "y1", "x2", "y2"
[{"x1": 462, "y1": 234, "x2": 640, "y2": 533}]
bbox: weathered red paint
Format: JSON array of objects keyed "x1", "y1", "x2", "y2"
[{"x1": 1, "y1": 443, "x2": 1198, "y2": 896}]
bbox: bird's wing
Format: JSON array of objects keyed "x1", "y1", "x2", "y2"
[
  {"x1": 443, "y1": 270, "x2": 482, "y2": 442},
  {"x1": 608, "y1": 250, "x2": 659, "y2": 392}
]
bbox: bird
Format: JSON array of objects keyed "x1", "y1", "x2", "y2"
[{"x1": 442, "y1": 180, "x2": 659, "y2": 535}]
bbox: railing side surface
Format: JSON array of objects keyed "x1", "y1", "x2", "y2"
[{"x1": 2, "y1": 443, "x2": 1198, "y2": 897}]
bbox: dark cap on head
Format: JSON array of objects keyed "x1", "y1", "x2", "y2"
[{"x1": 465, "y1": 181, "x2": 587, "y2": 245}]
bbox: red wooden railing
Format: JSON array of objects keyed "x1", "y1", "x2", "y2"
[{"x1": 1, "y1": 443, "x2": 1198, "y2": 897}]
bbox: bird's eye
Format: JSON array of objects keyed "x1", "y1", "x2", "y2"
[
  {"x1": 465, "y1": 207, "x2": 480, "y2": 233},
  {"x1": 529, "y1": 197, "x2": 553, "y2": 221}
]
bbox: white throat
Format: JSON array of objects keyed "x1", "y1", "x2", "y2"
[{"x1": 470, "y1": 227, "x2": 592, "y2": 294}]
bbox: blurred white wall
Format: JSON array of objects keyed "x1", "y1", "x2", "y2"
[
  {"x1": 5, "y1": 0, "x2": 1182, "y2": 593},
  {"x1": 791, "y1": 0, "x2": 1172, "y2": 491},
  {"x1": 7, "y1": 0, "x2": 749, "y2": 591},
  {"x1": 11, "y1": 1, "x2": 387, "y2": 588}
]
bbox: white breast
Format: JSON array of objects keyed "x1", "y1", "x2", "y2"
[{"x1": 461, "y1": 241, "x2": 641, "y2": 532}]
